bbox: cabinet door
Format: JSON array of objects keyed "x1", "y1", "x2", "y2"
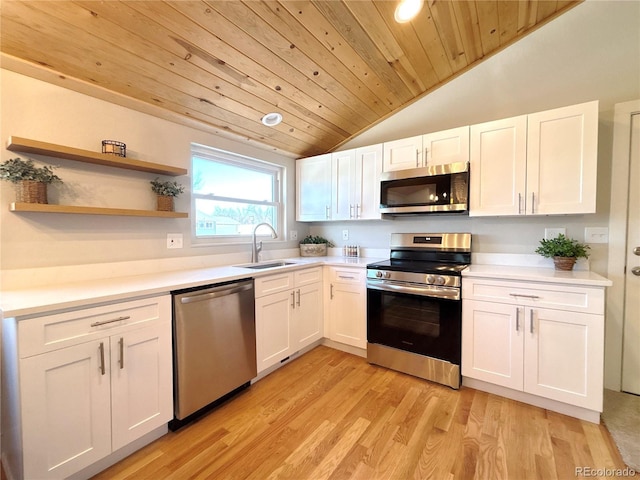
[
  {"x1": 296, "y1": 153, "x2": 331, "y2": 221},
  {"x1": 469, "y1": 115, "x2": 527, "y2": 216},
  {"x1": 524, "y1": 307, "x2": 603, "y2": 410},
  {"x1": 526, "y1": 101, "x2": 598, "y2": 215},
  {"x1": 255, "y1": 290, "x2": 294, "y2": 372},
  {"x1": 331, "y1": 149, "x2": 357, "y2": 220},
  {"x1": 383, "y1": 135, "x2": 422, "y2": 171},
  {"x1": 20, "y1": 340, "x2": 112, "y2": 479},
  {"x1": 328, "y1": 282, "x2": 367, "y2": 349},
  {"x1": 461, "y1": 299, "x2": 524, "y2": 390},
  {"x1": 111, "y1": 322, "x2": 173, "y2": 451},
  {"x1": 423, "y1": 126, "x2": 469, "y2": 166},
  {"x1": 354, "y1": 144, "x2": 383, "y2": 220},
  {"x1": 293, "y1": 282, "x2": 323, "y2": 350}
]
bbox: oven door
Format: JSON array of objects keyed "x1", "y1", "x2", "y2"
[{"x1": 367, "y1": 280, "x2": 461, "y2": 365}]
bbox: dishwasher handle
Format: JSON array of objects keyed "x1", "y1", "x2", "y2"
[{"x1": 179, "y1": 280, "x2": 253, "y2": 304}]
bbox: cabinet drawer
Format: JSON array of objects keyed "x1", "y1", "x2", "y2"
[
  {"x1": 462, "y1": 278, "x2": 604, "y2": 314},
  {"x1": 18, "y1": 295, "x2": 170, "y2": 358},
  {"x1": 294, "y1": 267, "x2": 322, "y2": 286},
  {"x1": 254, "y1": 272, "x2": 294, "y2": 298},
  {"x1": 329, "y1": 267, "x2": 365, "y2": 284}
]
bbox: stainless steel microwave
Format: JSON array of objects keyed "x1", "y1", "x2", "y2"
[{"x1": 379, "y1": 162, "x2": 469, "y2": 215}]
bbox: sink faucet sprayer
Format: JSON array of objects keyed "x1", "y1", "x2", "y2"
[{"x1": 252, "y1": 223, "x2": 278, "y2": 263}]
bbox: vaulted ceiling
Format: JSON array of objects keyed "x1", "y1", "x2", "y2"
[{"x1": 1, "y1": 1, "x2": 580, "y2": 158}]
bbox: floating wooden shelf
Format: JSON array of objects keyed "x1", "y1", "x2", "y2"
[
  {"x1": 6, "y1": 136, "x2": 187, "y2": 176},
  {"x1": 10, "y1": 203, "x2": 188, "y2": 218}
]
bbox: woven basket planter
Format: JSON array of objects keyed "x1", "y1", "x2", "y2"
[
  {"x1": 553, "y1": 256, "x2": 577, "y2": 271},
  {"x1": 16, "y1": 180, "x2": 47, "y2": 204},
  {"x1": 156, "y1": 195, "x2": 174, "y2": 212},
  {"x1": 300, "y1": 244, "x2": 327, "y2": 257}
]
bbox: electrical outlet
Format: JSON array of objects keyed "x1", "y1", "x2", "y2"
[
  {"x1": 290, "y1": 230, "x2": 298, "y2": 241},
  {"x1": 585, "y1": 227, "x2": 609, "y2": 243},
  {"x1": 167, "y1": 233, "x2": 183, "y2": 249},
  {"x1": 342, "y1": 229, "x2": 349, "y2": 241},
  {"x1": 545, "y1": 228, "x2": 566, "y2": 240}
]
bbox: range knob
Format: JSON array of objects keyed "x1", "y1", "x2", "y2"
[
  {"x1": 375, "y1": 270, "x2": 383, "y2": 278},
  {"x1": 383, "y1": 271, "x2": 391, "y2": 279},
  {"x1": 426, "y1": 275, "x2": 436, "y2": 284},
  {"x1": 434, "y1": 276, "x2": 446, "y2": 286}
]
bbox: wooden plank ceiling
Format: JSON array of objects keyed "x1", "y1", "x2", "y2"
[{"x1": 1, "y1": 1, "x2": 580, "y2": 158}]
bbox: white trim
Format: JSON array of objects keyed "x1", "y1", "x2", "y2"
[{"x1": 605, "y1": 99, "x2": 640, "y2": 391}]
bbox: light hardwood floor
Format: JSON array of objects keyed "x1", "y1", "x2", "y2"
[{"x1": 92, "y1": 346, "x2": 626, "y2": 480}]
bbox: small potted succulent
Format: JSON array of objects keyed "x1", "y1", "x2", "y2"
[
  {"x1": 150, "y1": 178, "x2": 185, "y2": 212},
  {"x1": 299, "y1": 235, "x2": 334, "y2": 257},
  {"x1": 535, "y1": 233, "x2": 590, "y2": 271},
  {"x1": 0, "y1": 157, "x2": 62, "y2": 204}
]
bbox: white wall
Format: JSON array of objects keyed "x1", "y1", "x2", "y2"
[
  {"x1": 311, "y1": 0, "x2": 640, "y2": 278},
  {"x1": 0, "y1": 70, "x2": 310, "y2": 276}
]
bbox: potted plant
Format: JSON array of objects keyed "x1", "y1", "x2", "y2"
[
  {"x1": 299, "y1": 235, "x2": 334, "y2": 257},
  {"x1": 535, "y1": 233, "x2": 590, "y2": 271},
  {"x1": 150, "y1": 178, "x2": 185, "y2": 212},
  {"x1": 0, "y1": 157, "x2": 62, "y2": 204}
]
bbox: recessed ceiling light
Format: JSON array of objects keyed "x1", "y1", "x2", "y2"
[
  {"x1": 394, "y1": 0, "x2": 423, "y2": 23},
  {"x1": 261, "y1": 112, "x2": 283, "y2": 127}
]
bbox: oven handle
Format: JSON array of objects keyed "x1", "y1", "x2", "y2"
[{"x1": 367, "y1": 280, "x2": 460, "y2": 300}]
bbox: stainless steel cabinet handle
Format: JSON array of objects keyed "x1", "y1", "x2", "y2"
[
  {"x1": 516, "y1": 308, "x2": 521, "y2": 331},
  {"x1": 325, "y1": 205, "x2": 330, "y2": 219},
  {"x1": 291, "y1": 291, "x2": 296, "y2": 309},
  {"x1": 98, "y1": 342, "x2": 105, "y2": 375},
  {"x1": 356, "y1": 204, "x2": 361, "y2": 218},
  {"x1": 338, "y1": 275, "x2": 355, "y2": 280},
  {"x1": 518, "y1": 193, "x2": 523, "y2": 215},
  {"x1": 296, "y1": 289, "x2": 301, "y2": 307},
  {"x1": 330, "y1": 284, "x2": 334, "y2": 299},
  {"x1": 530, "y1": 309, "x2": 535, "y2": 334},
  {"x1": 119, "y1": 337, "x2": 124, "y2": 370},
  {"x1": 349, "y1": 205, "x2": 354, "y2": 219},
  {"x1": 91, "y1": 315, "x2": 130, "y2": 327},
  {"x1": 416, "y1": 149, "x2": 420, "y2": 168},
  {"x1": 509, "y1": 293, "x2": 540, "y2": 299},
  {"x1": 632, "y1": 266, "x2": 640, "y2": 276},
  {"x1": 531, "y1": 192, "x2": 536, "y2": 214}
]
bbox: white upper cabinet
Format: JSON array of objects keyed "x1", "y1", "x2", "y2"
[
  {"x1": 469, "y1": 115, "x2": 528, "y2": 216},
  {"x1": 383, "y1": 135, "x2": 423, "y2": 172},
  {"x1": 296, "y1": 153, "x2": 332, "y2": 221},
  {"x1": 383, "y1": 127, "x2": 469, "y2": 172},
  {"x1": 470, "y1": 101, "x2": 599, "y2": 216},
  {"x1": 526, "y1": 101, "x2": 598, "y2": 215},
  {"x1": 423, "y1": 126, "x2": 470, "y2": 167},
  {"x1": 331, "y1": 144, "x2": 383, "y2": 220}
]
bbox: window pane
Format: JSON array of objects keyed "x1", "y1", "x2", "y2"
[
  {"x1": 195, "y1": 198, "x2": 276, "y2": 237},
  {"x1": 193, "y1": 157, "x2": 274, "y2": 202}
]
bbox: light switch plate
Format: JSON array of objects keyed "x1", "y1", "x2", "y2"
[
  {"x1": 290, "y1": 230, "x2": 298, "y2": 241},
  {"x1": 342, "y1": 229, "x2": 349, "y2": 241},
  {"x1": 545, "y1": 228, "x2": 566, "y2": 240},
  {"x1": 585, "y1": 227, "x2": 609, "y2": 243},
  {"x1": 167, "y1": 233, "x2": 183, "y2": 249}
]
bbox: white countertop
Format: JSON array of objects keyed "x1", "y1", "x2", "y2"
[
  {"x1": 463, "y1": 264, "x2": 613, "y2": 287},
  {"x1": 0, "y1": 256, "x2": 380, "y2": 319}
]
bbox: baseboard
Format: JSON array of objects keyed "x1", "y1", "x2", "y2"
[
  {"x1": 463, "y1": 377, "x2": 602, "y2": 424},
  {"x1": 321, "y1": 338, "x2": 366, "y2": 358}
]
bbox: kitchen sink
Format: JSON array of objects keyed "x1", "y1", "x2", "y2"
[{"x1": 234, "y1": 261, "x2": 297, "y2": 269}]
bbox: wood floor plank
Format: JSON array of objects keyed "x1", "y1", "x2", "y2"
[{"x1": 91, "y1": 346, "x2": 627, "y2": 480}]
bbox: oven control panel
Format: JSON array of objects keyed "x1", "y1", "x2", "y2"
[{"x1": 366, "y1": 269, "x2": 461, "y2": 288}]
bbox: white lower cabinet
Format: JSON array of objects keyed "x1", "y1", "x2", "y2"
[
  {"x1": 326, "y1": 266, "x2": 367, "y2": 349},
  {"x1": 5, "y1": 295, "x2": 173, "y2": 480},
  {"x1": 255, "y1": 267, "x2": 323, "y2": 372},
  {"x1": 462, "y1": 278, "x2": 605, "y2": 413}
]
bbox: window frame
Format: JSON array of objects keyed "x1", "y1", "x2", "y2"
[{"x1": 190, "y1": 143, "x2": 284, "y2": 245}]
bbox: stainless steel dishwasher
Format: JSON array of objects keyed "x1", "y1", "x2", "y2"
[{"x1": 171, "y1": 278, "x2": 256, "y2": 427}]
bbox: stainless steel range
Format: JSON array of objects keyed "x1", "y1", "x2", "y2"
[{"x1": 366, "y1": 233, "x2": 471, "y2": 389}]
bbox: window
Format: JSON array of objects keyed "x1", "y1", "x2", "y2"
[{"x1": 191, "y1": 144, "x2": 283, "y2": 241}]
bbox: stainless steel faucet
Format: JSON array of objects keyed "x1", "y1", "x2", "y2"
[{"x1": 252, "y1": 223, "x2": 278, "y2": 263}]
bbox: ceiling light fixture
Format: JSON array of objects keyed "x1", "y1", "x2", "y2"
[
  {"x1": 261, "y1": 112, "x2": 283, "y2": 127},
  {"x1": 394, "y1": 0, "x2": 423, "y2": 23}
]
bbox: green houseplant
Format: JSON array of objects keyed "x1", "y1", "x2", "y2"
[
  {"x1": 0, "y1": 157, "x2": 62, "y2": 204},
  {"x1": 535, "y1": 234, "x2": 590, "y2": 271},
  {"x1": 150, "y1": 178, "x2": 185, "y2": 212},
  {"x1": 299, "y1": 235, "x2": 334, "y2": 257}
]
